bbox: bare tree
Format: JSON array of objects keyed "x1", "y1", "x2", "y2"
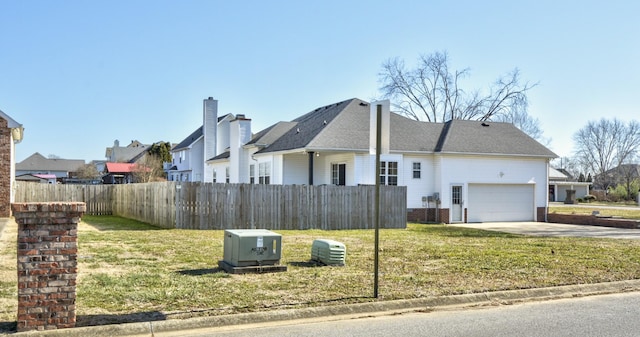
[
  {"x1": 573, "y1": 118, "x2": 640, "y2": 190},
  {"x1": 132, "y1": 155, "x2": 165, "y2": 183},
  {"x1": 378, "y1": 51, "x2": 542, "y2": 139},
  {"x1": 617, "y1": 162, "x2": 640, "y2": 201},
  {"x1": 76, "y1": 163, "x2": 100, "y2": 179}
]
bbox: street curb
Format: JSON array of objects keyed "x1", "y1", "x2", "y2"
[{"x1": 11, "y1": 279, "x2": 640, "y2": 337}]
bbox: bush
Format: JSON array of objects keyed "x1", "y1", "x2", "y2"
[{"x1": 583, "y1": 195, "x2": 596, "y2": 202}]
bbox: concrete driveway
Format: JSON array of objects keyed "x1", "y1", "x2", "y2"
[{"x1": 449, "y1": 222, "x2": 640, "y2": 239}]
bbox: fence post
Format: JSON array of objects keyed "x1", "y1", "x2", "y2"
[{"x1": 11, "y1": 202, "x2": 86, "y2": 332}]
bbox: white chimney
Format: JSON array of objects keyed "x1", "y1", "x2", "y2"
[
  {"x1": 369, "y1": 100, "x2": 390, "y2": 155},
  {"x1": 230, "y1": 115, "x2": 252, "y2": 183},
  {"x1": 203, "y1": 97, "x2": 218, "y2": 182}
]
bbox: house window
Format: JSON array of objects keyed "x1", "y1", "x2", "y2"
[
  {"x1": 212, "y1": 170, "x2": 217, "y2": 183},
  {"x1": 249, "y1": 164, "x2": 255, "y2": 184},
  {"x1": 379, "y1": 161, "x2": 398, "y2": 186},
  {"x1": 259, "y1": 162, "x2": 271, "y2": 184},
  {"x1": 332, "y1": 163, "x2": 346, "y2": 185},
  {"x1": 225, "y1": 167, "x2": 230, "y2": 183},
  {"x1": 412, "y1": 162, "x2": 421, "y2": 179}
]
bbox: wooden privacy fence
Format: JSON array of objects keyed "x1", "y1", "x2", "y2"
[{"x1": 15, "y1": 181, "x2": 407, "y2": 230}]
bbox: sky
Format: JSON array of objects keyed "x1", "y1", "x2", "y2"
[{"x1": 1, "y1": 1, "x2": 638, "y2": 163}]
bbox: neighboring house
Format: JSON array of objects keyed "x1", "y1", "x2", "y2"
[
  {"x1": 548, "y1": 167, "x2": 591, "y2": 202},
  {"x1": 102, "y1": 162, "x2": 138, "y2": 184},
  {"x1": 167, "y1": 97, "x2": 235, "y2": 182},
  {"x1": 205, "y1": 98, "x2": 557, "y2": 223},
  {"x1": 16, "y1": 153, "x2": 85, "y2": 182},
  {"x1": 105, "y1": 140, "x2": 150, "y2": 163},
  {"x1": 0, "y1": 109, "x2": 24, "y2": 217},
  {"x1": 593, "y1": 164, "x2": 640, "y2": 190},
  {"x1": 16, "y1": 173, "x2": 57, "y2": 184}
]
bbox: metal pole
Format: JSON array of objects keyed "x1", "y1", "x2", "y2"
[{"x1": 374, "y1": 104, "x2": 382, "y2": 298}]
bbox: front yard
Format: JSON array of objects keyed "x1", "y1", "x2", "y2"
[{"x1": 2, "y1": 215, "x2": 640, "y2": 329}]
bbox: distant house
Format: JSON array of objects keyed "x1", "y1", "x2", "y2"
[
  {"x1": 105, "y1": 140, "x2": 150, "y2": 163},
  {"x1": 16, "y1": 153, "x2": 85, "y2": 182},
  {"x1": 102, "y1": 162, "x2": 138, "y2": 184},
  {"x1": 548, "y1": 167, "x2": 591, "y2": 202},
  {"x1": 0, "y1": 108, "x2": 24, "y2": 217},
  {"x1": 203, "y1": 97, "x2": 557, "y2": 223},
  {"x1": 593, "y1": 164, "x2": 640, "y2": 190},
  {"x1": 16, "y1": 173, "x2": 57, "y2": 184},
  {"x1": 167, "y1": 97, "x2": 235, "y2": 182}
]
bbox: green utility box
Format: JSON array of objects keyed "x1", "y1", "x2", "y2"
[
  {"x1": 223, "y1": 229, "x2": 282, "y2": 267},
  {"x1": 311, "y1": 239, "x2": 346, "y2": 266}
]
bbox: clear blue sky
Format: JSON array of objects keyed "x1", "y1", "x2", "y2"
[{"x1": 2, "y1": 1, "x2": 638, "y2": 163}]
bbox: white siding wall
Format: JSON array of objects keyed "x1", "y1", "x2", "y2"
[
  {"x1": 209, "y1": 162, "x2": 229, "y2": 183},
  {"x1": 271, "y1": 155, "x2": 283, "y2": 185},
  {"x1": 190, "y1": 139, "x2": 204, "y2": 182},
  {"x1": 353, "y1": 153, "x2": 404, "y2": 185},
  {"x1": 439, "y1": 155, "x2": 548, "y2": 209},
  {"x1": 282, "y1": 154, "x2": 308, "y2": 185},
  {"x1": 403, "y1": 155, "x2": 435, "y2": 208},
  {"x1": 217, "y1": 117, "x2": 231, "y2": 155},
  {"x1": 321, "y1": 153, "x2": 356, "y2": 185}
]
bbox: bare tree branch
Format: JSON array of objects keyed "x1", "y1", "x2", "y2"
[{"x1": 378, "y1": 51, "x2": 542, "y2": 139}]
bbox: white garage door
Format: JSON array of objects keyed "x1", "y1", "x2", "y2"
[{"x1": 467, "y1": 184, "x2": 534, "y2": 222}]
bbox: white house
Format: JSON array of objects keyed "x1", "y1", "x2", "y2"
[
  {"x1": 203, "y1": 97, "x2": 557, "y2": 224},
  {"x1": 548, "y1": 167, "x2": 591, "y2": 202}
]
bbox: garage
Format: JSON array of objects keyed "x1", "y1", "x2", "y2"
[{"x1": 467, "y1": 184, "x2": 535, "y2": 222}]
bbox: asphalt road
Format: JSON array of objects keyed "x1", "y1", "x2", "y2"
[{"x1": 162, "y1": 292, "x2": 640, "y2": 337}]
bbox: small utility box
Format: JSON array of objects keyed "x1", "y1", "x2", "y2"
[
  {"x1": 311, "y1": 239, "x2": 346, "y2": 266},
  {"x1": 219, "y1": 229, "x2": 287, "y2": 274}
]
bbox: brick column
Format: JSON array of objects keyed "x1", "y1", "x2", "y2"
[
  {"x1": 11, "y1": 202, "x2": 86, "y2": 332},
  {"x1": 0, "y1": 117, "x2": 10, "y2": 217}
]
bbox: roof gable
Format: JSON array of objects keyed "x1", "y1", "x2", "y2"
[{"x1": 256, "y1": 99, "x2": 353, "y2": 153}]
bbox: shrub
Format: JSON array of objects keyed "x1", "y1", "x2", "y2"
[{"x1": 583, "y1": 195, "x2": 596, "y2": 202}]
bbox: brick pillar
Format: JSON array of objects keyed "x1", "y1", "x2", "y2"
[
  {"x1": 11, "y1": 202, "x2": 86, "y2": 332},
  {"x1": 0, "y1": 117, "x2": 10, "y2": 217}
]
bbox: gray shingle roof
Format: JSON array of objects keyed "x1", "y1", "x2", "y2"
[
  {"x1": 16, "y1": 153, "x2": 85, "y2": 172},
  {"x1": 172, "y1": 127, "x2": 203, "y2": 151},
  {"x1": 436, "y1": 120, "x2": 557, "y2": 157},
  {"x1": 251, "y1": 98, "x2": 557, "y2": 158}
]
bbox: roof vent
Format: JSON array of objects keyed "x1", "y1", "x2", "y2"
[
  {"x1": 481, "y1": 122, "x2": 490, "y2": 127},
  {"x1": 359, "y1": 102, "x2": 368, "y2": 106},
  {"x1": 323, "y1": 120, "x2": 327, "y2": 125},
  {"x1": 296, "y1": 128, "x2": 300, "y2": 134}
]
